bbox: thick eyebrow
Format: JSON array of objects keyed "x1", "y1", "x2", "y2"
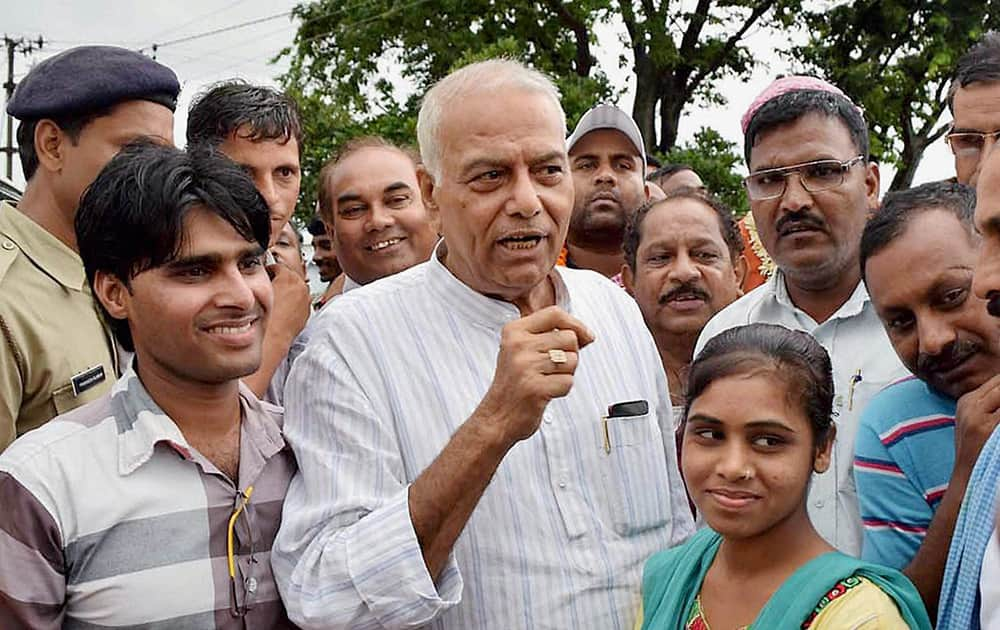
[
  {"x1": 383, "y1": 181, "x2": 413, "y2": 195},
  {"x1": 687, "y1": 414, "x2": 797, "y2": 433},
  {"x1": 166, "y1": 244, "x2": 265, "y2": 269},
  {"x1": 459, "y1": 158, "x2": 507, "y2": 179},
  {"x1": 530, "y1": 151, "x2": 567, "y2": 167},
  {"x1": 950, "y1": 127, "x2": 987, "y2": 134},
  {"x1": 750, "y1": 155, "x2": 842, "y2": 173},
  {"x1": 336, "y1": 191, "x2": 365, "y2": 205}
]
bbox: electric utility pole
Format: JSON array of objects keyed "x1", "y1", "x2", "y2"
[{"x1": 3, "y1": 35, "x2": 44, "y2": 180}]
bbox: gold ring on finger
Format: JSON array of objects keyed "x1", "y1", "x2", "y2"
[{"x1": 548, "y1": 349, "x2": 568, "y2": 364}]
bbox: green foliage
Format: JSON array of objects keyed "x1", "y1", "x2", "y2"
[
  {"x1": 791, "y1": 0, "x2": 1000, "y2": 191},
  {"x1": 279, "y1": 0, "x2": 806, "y2": 220},
  {"x1": 661, "y1": 128, "x2": 749, "y2": 217},
  {"x1": 280, "y1": 0, "x2": 612, "y2": 221}
]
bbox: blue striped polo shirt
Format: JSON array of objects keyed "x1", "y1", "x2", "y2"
[{"x1": 854, "y1": 376, "x2": 956, "y2": 568}]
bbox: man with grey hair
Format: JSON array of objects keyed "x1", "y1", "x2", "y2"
[
  {"x1": 273, "y1": 58, "x2": 694, "y2": 629},
  {"x1": 946, "y1": 32, "x2": 1000, "y2": 186}
]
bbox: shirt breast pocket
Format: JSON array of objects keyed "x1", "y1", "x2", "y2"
[{"x1": 601, "y1": 411, "x2": 671, "y2": 537}]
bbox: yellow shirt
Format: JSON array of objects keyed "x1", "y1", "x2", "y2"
[
  {"x1": 0, "y1": 201, "x2": 118, "y2": 450},
  {"x1": 635, "y1": 577, "x2": 910, "y2": 629}
]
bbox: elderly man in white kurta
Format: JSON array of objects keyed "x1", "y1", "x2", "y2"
[{"x1": 272, "y1": 60, "x2": 694, "y2": 629}]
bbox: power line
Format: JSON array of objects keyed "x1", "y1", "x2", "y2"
[
  {"x1": 141, "y1": 0, "x2": 254, "y2": 44},
  {"x1": 139, "y1": 10, "x2": 293, "y2": 54}
]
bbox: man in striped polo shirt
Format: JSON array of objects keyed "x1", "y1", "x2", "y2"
[
  {"x1": 857, "y1": 181, "x2": 1000, "y2": 619},
  {"x1": 0, "y1": 143, "x2": 296, "y2": 628}
]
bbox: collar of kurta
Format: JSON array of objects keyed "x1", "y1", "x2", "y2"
[
  {"x1": 109, "y1": 363, "x2": 286, "y2": 478},
  {"x1": 768, "y1": 268, "x2": 871, "y2": 322},
  {"x1": 0, "y1": 201, "x2": 88, "y2": 292},
  {"x1": 427, "y1": 240, "x2": 573, "y2": 330}
]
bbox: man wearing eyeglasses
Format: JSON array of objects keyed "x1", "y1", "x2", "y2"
[
  {"x1": 947, "y1": 32, "x2": 1000, "y2": 187},
  {"x1": 694, "y1": 76, "x2": 909, "y2": 557},
  {"x1": 0, "y1": 144, "x2": 297, "y2": 628}
]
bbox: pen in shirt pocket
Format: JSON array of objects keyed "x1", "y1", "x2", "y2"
[
  {"x1": 602, "y1": 399, "x2": 649, "y2": 453},
  {"x1": 848, "y1": 369, "x2": 863, "y2": 411}
]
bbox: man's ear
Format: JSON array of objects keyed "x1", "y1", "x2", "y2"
[
  {"x1": 417, "y1": 164, "x2": 438, "y2": 212},
  {"x1": 621, "y1": 264, "x2": 635, "y2": 297},
  {"x1": 92, "y1": 270, "x2": 131, "y2": 322},
  {"x1": 865, "y1": 160, "x2": 881, "y2": 211},
  {"x1": 733, "y1": 253, "x2": 749, "y2": 294},
  {"x1": 34, "y1": 119, "x2": 69, "y2": 175}
]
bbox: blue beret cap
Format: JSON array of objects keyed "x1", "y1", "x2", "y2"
[{"x1": 7, "y1": 45, "x2": 180, "y2": 120}]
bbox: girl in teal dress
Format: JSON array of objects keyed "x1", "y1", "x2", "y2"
[{"x1": 639, "y1": 324, "x2": 931, "y2": 629}]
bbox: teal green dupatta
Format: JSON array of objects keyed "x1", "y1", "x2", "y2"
[{"x1": 640, "y1": 528, "x2": 931, "y2": 630}]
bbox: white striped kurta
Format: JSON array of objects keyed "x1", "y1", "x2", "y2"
[{"x1": 273, "y1": 253, "x2": 694, "y2": 629}]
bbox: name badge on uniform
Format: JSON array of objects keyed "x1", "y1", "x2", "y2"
[{"x1": 71, "y1": 365, "x2": 106, "y2": 397}]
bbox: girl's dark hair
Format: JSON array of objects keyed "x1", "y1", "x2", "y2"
[
  {"x1": 75, "y1": 141, "x2": 271, "y2": 352},
  {"x1": 685, "y1": 324, "x2": 835, "y2": 446}
]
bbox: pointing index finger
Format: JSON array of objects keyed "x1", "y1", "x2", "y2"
[{"x1": 522, "y1": 306, "x2": 595, "y2": 348}]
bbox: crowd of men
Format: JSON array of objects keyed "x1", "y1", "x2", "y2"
[{"x1": 2, "y1": 30, "x2": 1000, "y2": 629}]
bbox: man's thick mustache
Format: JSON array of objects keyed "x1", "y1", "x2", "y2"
[
  {"x1": 775, "y1": 210, "x2": 826, "y2": 234},
  {"x1": 659, "y1": 283, "x2": 710, "y2": 305},
  {"x1": 916, "y1": 338, "x2": 982, "y2": 376}
]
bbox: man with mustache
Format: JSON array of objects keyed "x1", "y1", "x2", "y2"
[
  {"x1": 622, "y1": 188, "x2": 747, "y2": 411},
  {"x1": 315, "y1": 136, "x2": 440, "y2": 293},
  {"x1": 272, "y1": 59, "x2": 693, "y2": 629},
  {"x1": 695, "y1": 76, "x2": 909, "y2": 556},
  {"x1": 856, "y1": 182, "x2": 1000, "y2": 619},
  {"x1": 565, "y1": 104, "x2": 649, "y2": 278}
]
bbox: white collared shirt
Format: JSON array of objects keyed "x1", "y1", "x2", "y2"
[
  {"x1": 273, "y1": 253, "x2": 695, "y2": 629},
  {"x1": 694, "y1": 271, "x2": 908, "y2": 556}
]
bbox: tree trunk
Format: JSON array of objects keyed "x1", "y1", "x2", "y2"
[
  {"x1": 656, "y1": 81, "x2": 686, "y2": 152},
  {"x1": 633, "y1": 59, "x2": 659, "y2": 150},
  {"x1": 889, "y1": 138, "x2": 927, "y2": 192}
]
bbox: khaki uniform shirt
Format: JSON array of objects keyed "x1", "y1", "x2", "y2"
[{"x1": 0, "y1": 201, "x2": 118, "y2": 450}]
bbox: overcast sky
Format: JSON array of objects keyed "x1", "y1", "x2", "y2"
[{"x1": 3, "y1": 0, "x2": 955, "y2": 191}]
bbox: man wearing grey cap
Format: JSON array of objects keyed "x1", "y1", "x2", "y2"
[
  {"x1": 565, "y1": 103, "x2": 650, "y2": 278},
  {"x1": 0, "y1": 45, "x2": 179, "y2": 451}
]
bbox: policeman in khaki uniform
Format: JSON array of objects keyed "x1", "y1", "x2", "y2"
[{"x1": 0, "y1": 46, "x2": 179, "y2": 450}]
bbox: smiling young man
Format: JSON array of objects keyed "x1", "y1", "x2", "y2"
[
  {"x1": 0, "y1": 143, "x2": 296, "y2": 627},
  {"x1": 273, "y1": 59, "x2": 693, "y2": 629},
  {"x1": 856, "y1": 182, "x2": 1000, "y2": 619},
  {"x1": 694, "y1": 76, "x2": 909, "y2": 556},
  {"x1": 623, "y1": 188, "x2": 746, "y2": 409},
  {"x1": 316, "y1": 136, "x2": 439, "y2": 291},
  {"x1": 0, "y1": 46, "x2": 179, "y2": 451},
  {"x1": 187, "y1": 81, "x2": 311, "y2": 402}
]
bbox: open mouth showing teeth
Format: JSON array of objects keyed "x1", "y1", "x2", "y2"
[
  {"x1": 207, "y1": 321, "x2": 253, "y2": 335},
  {"x1": 367, "y1": 237, "x2": 404, "y2": 251},
  {"x1": 498, "y1": 234, "x2": 543, "y2": 250}
]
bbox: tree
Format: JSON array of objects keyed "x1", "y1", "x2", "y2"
[
  {"x1": 619, "y1": 0, "x2": 801, "y2": 152},
  {"x1": 792, "y1": 0, "x2": 1000, "y2": 191},
  {"x1": 279, "y1": 0, "x2": 612, "y2": 218},
  {"x1": 279, "y1": 0, "x2": 806, "y2": 216},
  {"x1": 661, "y1": 127, "x2": 749, "y2": 217}
]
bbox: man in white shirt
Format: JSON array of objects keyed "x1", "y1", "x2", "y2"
[
  {"x1": 272, "y1": 59, "x2": 694, "y2": 630},
  {"x1": 694, "y1": 76, "x2": 908, "y2": 556}
]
